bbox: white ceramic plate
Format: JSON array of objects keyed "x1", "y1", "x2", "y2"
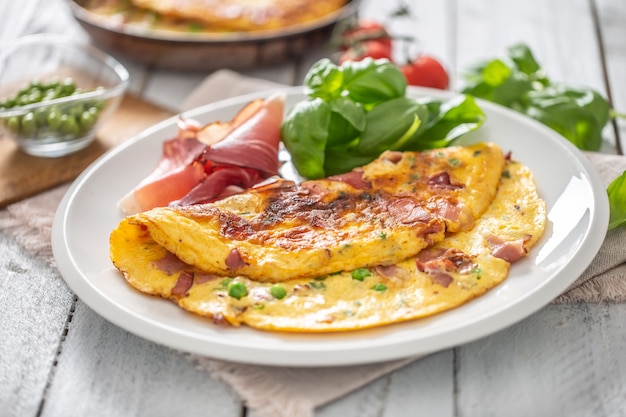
[{"x1": 52, "y1": 86, "x2": 609, "y2": 367}]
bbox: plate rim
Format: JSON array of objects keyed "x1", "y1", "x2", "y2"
[{"x1": 51, "y1": 86, "x2": 610, "y2": 367}]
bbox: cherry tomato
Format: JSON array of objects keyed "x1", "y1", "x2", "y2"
[
  {"x1": 400, "y1": 55, "x2": 449, "y2": 89},
  {"x1": 341, "y1": 20, "x2": 392, "y2": 51},
  {"x1": 339, "y1": 40, "x2": 393, "y2": 64}
]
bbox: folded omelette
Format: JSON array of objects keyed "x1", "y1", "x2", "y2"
[{"x1": 110, "y1": 142, "x2": 546, "y2": 332}]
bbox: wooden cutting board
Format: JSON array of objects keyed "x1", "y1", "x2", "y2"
[{"x1": 0, "y1": 94, "x2": 174, "y2": 208}]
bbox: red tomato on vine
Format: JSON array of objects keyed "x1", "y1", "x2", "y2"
[
  {"x1": 339, "y1": 40, "x2": 393, "y2": 64},
  {"x1": 340, "y1": 20, "x2": 393, "y2": 51},
  {"x1": 400, "y1": 55, "x2": 449, "y2": 89}
]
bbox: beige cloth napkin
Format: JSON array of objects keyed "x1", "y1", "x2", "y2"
[{"x1": 1, "y1": 69, "x2": 626, "y2": 417}]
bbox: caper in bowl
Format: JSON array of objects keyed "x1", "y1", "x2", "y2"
[{"x1": 0, "y1": 34, "x2": 129, "y2": 157}]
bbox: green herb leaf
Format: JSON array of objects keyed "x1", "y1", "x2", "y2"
[
  {"x1": 304, "y1": 58, "x2": 344, "y2": 101},
  {"x1": 357, "y1": 97, "x2": 426, "y2": 155},
  {"x1": 608, "y1": 171, "x2": 626, "y2": 230},
  {"x1": 282, "y1": 58, "x2": 486, "y2": 179},
  {"x1": 281, "y1": 98, "x2": 330, "y2": 179},
  {"x1": 403, "y1": 95, "x2": 486, "y2": 150},
  {"x1": 323, "y1": 148, "x2": 377, "y2": 177},
  {"x1": 340, "y1": 58, "x2": 407, "y2": 106},
  {"x1": 326, "y1": 97, "x2": 366, "y2": 147},
  {"x1": 461, "y1": 43, "x2": 611, "y2": 151}
]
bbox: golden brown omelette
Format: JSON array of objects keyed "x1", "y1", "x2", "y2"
[
  {"x1": 129, "y1": 0, "x2": 347, "y2": 32},
  {"x1": 112, "y1": 143, "x2": 505, "y2": 283},
  {"x1": 109, "y1": 150, "x2": 546, "y2": 332}
]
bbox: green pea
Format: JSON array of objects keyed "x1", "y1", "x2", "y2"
[
  {"x1": 53, "y1": 85, "x2": 65, "y2": 98},
  {"x1": 68, "y1": 103, "x2": 84, "y2": 118},
  {"x1": 17, "y1": 85, "x2": 30, "y2": 97},
  {"x1": 61, "y1": 78, "x2": 76, "y2": 95},
  {"x1": 269, "y1": 285, "x2": 287, "y2": 299},
  {"x1": 6, "y1": 116, "x2": 20, "y2": 132},
  {"x1": 21, "y1": 112, "x2": 37, "y2": 135},
  {"x1": 351, "y1": 268, "x2": 371, "y2": 281},
  {"x1": 34, "y1": 108, "x2": 48, "y2": 126},
  {"x1": 371, "y1": 283, "x2": 387, "y2": 292},
  {"x1": 79, "y1": 110, "x2": 96, "y2": 131},
  {"x1": 228, "y1": 282, "x2": 248, "y2": 300},
  {"x1": 60, "y1": 114, "x2": 79, "y2": 136},
  {"x1": 29, "y1": 90, "x2": 43, "y2": 103},
  {"x1": 47, "y1": 110, "x2": 61, "y2": 130},
  {"x1": 45, "y1": 78, "x2": 60, "y2": 89},
  {"x1": 43, "y1": 90, "x2": 57, "y2": 101},
  {"x1": 18, "y1": 95, "x2": 31, "y2": 106}
]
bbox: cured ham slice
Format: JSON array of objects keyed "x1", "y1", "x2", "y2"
[{"x1": 118, "y1": 93, "x2": 285, "y2": 214}]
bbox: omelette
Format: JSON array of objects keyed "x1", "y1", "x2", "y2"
[
  {"x1": 129, "y1": 0, "x2": 347, "y2": 32},
  {"x1": 111, "y1": 143, "x2": 505, "y2": 283},
  {"x1": 110, "y1": 151, "x2": 546, "y2": 332}
]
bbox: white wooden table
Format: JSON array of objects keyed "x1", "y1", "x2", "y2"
[{"x1": 1, "y1": 1, "x2": 625, "y2": 416}]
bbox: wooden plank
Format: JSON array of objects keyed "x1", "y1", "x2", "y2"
[
  {"x1": 0, "y1": 232, "x2": 75, "y2": 417},
  {"x1": 596, "y1": 0, "x2": 626, "y2": 154},
  {"x1": 456, "y1": 0, "x2": 617, "y2": 153},
  {"x1": 41, "y1": 302, "x2": 243, "y2": 417},
  {"x1": 456, "y1": 304, "x2": 626, "y2": 416}
]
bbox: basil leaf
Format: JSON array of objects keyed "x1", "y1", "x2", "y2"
[
  {"x1": 357, "y1": 97, "x2": 426, "y2": 155},
  {"x1": 508, "y1": 43, "x2": 541, "y2": 75},
  {"x1": 340, "y1": 58, "x2": 407, "y2": 106},
  {"x1": 522, "y1": 84, "x2": 610, "y2": 151},
  {"x1": 304, "y1": 58, "x2": 344, "y2": 101},
  {"x1": 462, "y1": 60, "x2": 532, "y2": 107},
  {"x1": 323, "y1": 148, "x2": 377, "y2": 177},
  {"x1": 403, "y1": 95, "x2": 486, "y2": 150},
  {"x1": 281, "y1": 98, "x2": 330, "y2": 179},
  {"x1": 608, "y1": 171, "x2": 626, "y2": 230},
  {"x1": 461, "y1": 43, "x2": 612, "y2": 151},
  {"x1": 326, "y1": 97, "x2": 366, "y2": 147}
]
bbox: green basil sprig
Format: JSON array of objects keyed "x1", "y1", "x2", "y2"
[
  {"x1": 281, "y1": 58, "x2": 485, "y2": 179},
  {"x1": 608, "y1": 171, "x2": 626, "y2": 230},
  {"x1": 461, "y1": 43, "x2": 610, "y2": 152},
  {"x1": 462, "y1": 43, "x2": 626, "y2": 230}
]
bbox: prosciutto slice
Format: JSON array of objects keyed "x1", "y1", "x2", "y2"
[{"x1": 118, "y1": 93, "x2": 285, "y2": 214}]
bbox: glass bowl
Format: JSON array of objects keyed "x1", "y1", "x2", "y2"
[{"x1": 0, "y1": 34, "x2": 129, "y2": 157}]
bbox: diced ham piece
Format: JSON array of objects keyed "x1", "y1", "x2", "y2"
[
  {"x1": 486, "y1": 234, "x2": 530, "y2": 263},
  {"x1": 225, "y1": 248, "x2": 247, "y2": 271},
  {"x1": 431, "y1": 272, "x2": 454, "y2": 288},
  {"x1": 415, "y1": 247, "x2": 477, "y2": 288},
  {"x1": 387, "y1": 197, "x2": 433, "y2": 224},
  {"x1": 327, "y1": 170, "x2": 371, "y2": 190},
  {"x1": 152, "y1": 251, "x2": 192, "y2": 275},
  {"x1": 427, "y1": 172, "x2": 464, "y2": 190},
  {"x1": 171, "y1": 270, "x2": 194, "y2": 296},
  {"x1": 374, "y1": 264, "x2": 410, "y2": 284}
]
